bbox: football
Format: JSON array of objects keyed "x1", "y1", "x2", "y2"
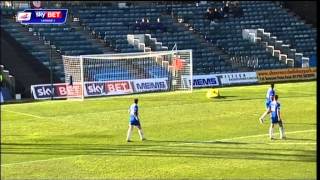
[{"x1": 206, "y1": 89, "x2": 220, "y2": 99}]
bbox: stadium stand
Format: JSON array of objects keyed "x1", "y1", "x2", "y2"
[
  {"x1": 1, "y1": 18, "x2": 65, "y2": 80},
  {"x1": 66, "y1": 1, "x2": 316, "y2": 74},
  {"x1": 0, "y1": 1, "x2": 317, "y2": 97},
  {"x1": 67, "y1": 4, "x2": 234, "y2": 74},
  {"x1": 1, "y1": 4, "x2": 116, "y2": 82},
  {"x1": 166, "y1": 1, "x2": 316, "y2": 70}
]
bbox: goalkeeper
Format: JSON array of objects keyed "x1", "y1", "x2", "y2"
[{"x1": 126, "y1": 98, "x2": 146, "y2": 142}]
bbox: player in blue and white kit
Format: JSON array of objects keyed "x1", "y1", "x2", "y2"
[
  {"x1": 265, "y1": 83, "x2": 275, "y2": 108},
  {"x1": 126, "y1": 98, "x2": 145, "y2": 142},
  {"x1": 268, "y1": 95, "x2": 286, "y2": 140},
  {"x1": 259, "y1": 84, "x2": 275, "y2": 123}
]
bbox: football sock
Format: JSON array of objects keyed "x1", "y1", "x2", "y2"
[
  {"x1": 279, "y1": 127, "x2": 285, "y2": 139},
  {"x1": 269, "y1": 126, "x2": 274, "y2": 139},
  {"x1": 138, "y1": 129, "x2": 144, "y2": 140},
  {"x1": 126, "y1": 126, "x2": 133, "y2": 141}
]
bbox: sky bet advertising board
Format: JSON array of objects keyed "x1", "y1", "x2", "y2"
[
  {"x1": 31, "y1": 78, "x2": 169, "y2": 99},
  {"x1": 16, "y1": 9, "x2": 68, "y2": 24}
]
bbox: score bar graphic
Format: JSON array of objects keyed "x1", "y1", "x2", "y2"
[{"x1": 16, "y1": 9, "x2": 68, "y2": 24}]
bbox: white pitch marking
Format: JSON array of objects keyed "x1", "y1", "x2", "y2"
[
  {"x1": 267, "y1": 142, "x2": 316, "y2": 145},
  {"x1": 213, "y1": 129, "x2": 316, "y2": 142},
  {"x1": 0, "y1": 155, "x2": 86, "y2": 167},
  {"x1": 1, "y1": 129, "x2": 316, "y2": 167},
  {"x1": 2, "y1": 110, "x2": 43, "y2": 119}
]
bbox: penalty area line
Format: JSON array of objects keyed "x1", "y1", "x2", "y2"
[
  {"x1": 2, "y1": 110, "x2": 43, "y2": 119},
  {"x1": 0, "y1": 155, "x2": 86, "y2": 167},
  {"x1": 267, "y1": 142, "x2": 316, "y2": 145},
  {"x1": 202, "y1": 129, "x2": 316, "y2": 143},
  {"x1": 165, "y1": 129, "x2": 316, "y2": 146}
]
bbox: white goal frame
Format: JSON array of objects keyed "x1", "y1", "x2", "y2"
[{"x1": 62, "y1": 50, "x2": 193, "y2": 100}]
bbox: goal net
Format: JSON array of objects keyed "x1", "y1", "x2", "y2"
[{"x1": 62, "y1": 50, "x2": 192, "y2": 99}]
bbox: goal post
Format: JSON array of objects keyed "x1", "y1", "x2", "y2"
[{"x1": 62, "y1": 50, "x2": 192, "y2": 99}]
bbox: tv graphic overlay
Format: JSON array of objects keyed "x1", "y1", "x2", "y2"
[
  {"x1": 16, "y1": 9, "x2": 68, "y2": 24},
  {"x1": 16, "y1": 12, "x2": 32, "y2": 21}
]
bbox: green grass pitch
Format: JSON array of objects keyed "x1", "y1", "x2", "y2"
[{"x1": 1, "y1": 81, "x2": 316, "y2": 179}]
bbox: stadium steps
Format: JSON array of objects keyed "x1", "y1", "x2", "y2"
[
  {"x1": 246, "y1": 1, "x2": 317, "y2": 58},
  {"x1": 256, "y1": 28, "x2": 309, "y2": 68}
]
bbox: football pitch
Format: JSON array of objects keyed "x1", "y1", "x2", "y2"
[{"x1": 1, "y1": 81, "x2": 316, "y2": 180}]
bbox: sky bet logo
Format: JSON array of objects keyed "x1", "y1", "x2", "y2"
[
  {"x1": 35, "y1": 11, "x2": 62, "y2": 18},
  {"x1": 17, "y1": 9, "x2": 68, "y2": 24}
]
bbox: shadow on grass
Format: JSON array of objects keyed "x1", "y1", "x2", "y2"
[
  {"x1": 2, "y1": 139, "x2": 316, "y2": 163},
  {"x1": 2, "y1": 141, "x2": 315, "y2": 153},
  {"x1": 145, "y1": 139, "x2": 247, "y2": 144},
  {"x1": 210, "y1": 95, "x2": 238, "y2": 99},
  {"x1": 284, "y1": 123, "x2": 317, "y2": 126},
  {"x1": 283, "y1": 137, "x2": 316, "y2": 141}
]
